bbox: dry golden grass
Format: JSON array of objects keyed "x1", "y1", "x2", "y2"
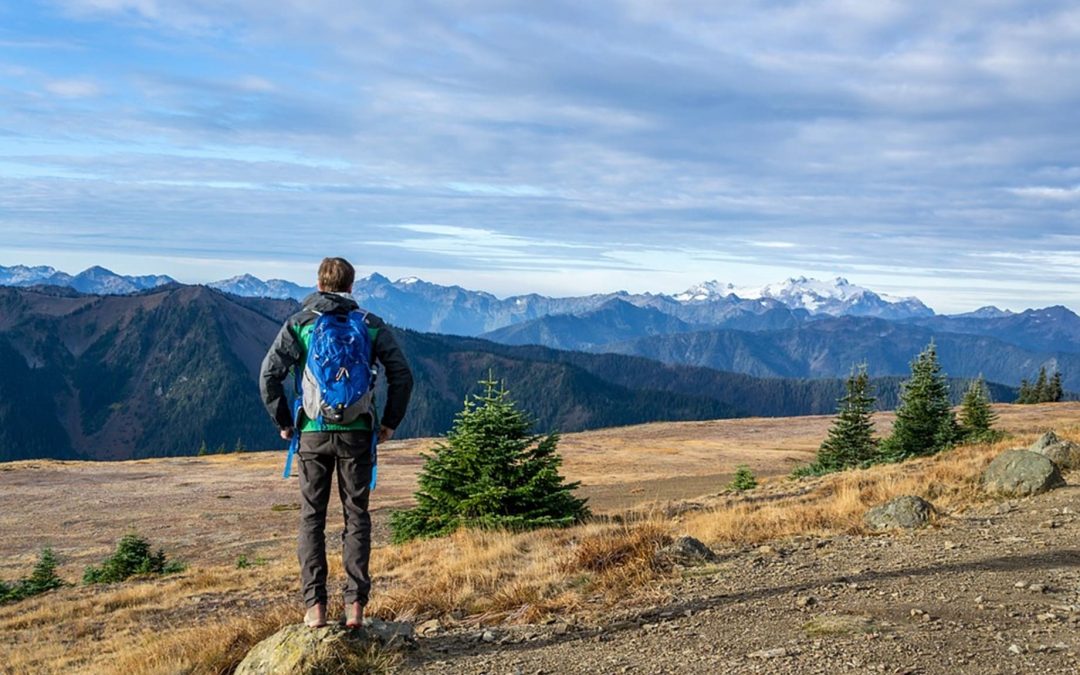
[
  {"x1": 2, "y1": 403, "x2": 1078, "y2": 673},
  {"x1": 682, "y1": 436, "x2": 1016, "y2": 545}
]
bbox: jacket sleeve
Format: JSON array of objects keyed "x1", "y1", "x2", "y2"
[
  {"x1": 259, "y1": 321, "x2": 303, "y2": 429},
  {"x1": 372, "y1": 322, "x2": 414, "y2": 430}
]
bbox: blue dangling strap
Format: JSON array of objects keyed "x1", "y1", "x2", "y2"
[
  {"x1": 369, "y1": 412, "x2": 378, "y2": 490},
  {"x1": 283, "y1": 368, "x2": 304, "y2": 479}
]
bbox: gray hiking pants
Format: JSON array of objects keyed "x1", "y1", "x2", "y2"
[{"x1": 297, "y1": 431, "x2": 374, "y2": 608}]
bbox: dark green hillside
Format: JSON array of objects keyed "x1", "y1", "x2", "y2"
[
  {"x1": 388, "y1": 330, "x2": 731, "y2": 439},
  {"x1": 0, "y1": 285, "x2": 285, "y2": 460},
  {"x1": 443, "y1": 341, "x2": 1017, "y2": 417},
  {"x1": 0, "y1": 337, "x2": 74, "y2": 461}
]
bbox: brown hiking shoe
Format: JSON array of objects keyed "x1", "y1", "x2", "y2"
[
  {"x1": 304, "y1": 603, "x2": 327, "y2": 628},
  {"x1": 344, "y1": 601, "x2": 364, "y2": 629}
]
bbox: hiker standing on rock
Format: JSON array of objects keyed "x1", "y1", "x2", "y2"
[{"x1": 259, "y1": 257, "x2": 413, "y2": 628}]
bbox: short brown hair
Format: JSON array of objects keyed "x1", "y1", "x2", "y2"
[{"x1": 317, "y1": 257, "x2": 355, "y2": 292}]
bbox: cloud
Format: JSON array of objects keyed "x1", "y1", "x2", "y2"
[
  {"x1": 1, "y1": 1, "x2": 1079, "y2": 312},
  {"x1": 1007, "y1": 185, "x2": 1080, "y2": 201},
  {"x1": 43, "y1": 78, "x2": 102, "y2": 98}
]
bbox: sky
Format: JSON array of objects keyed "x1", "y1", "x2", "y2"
[{"x1": 1, "y1": 1, "x2": 1079, "y2": 313}]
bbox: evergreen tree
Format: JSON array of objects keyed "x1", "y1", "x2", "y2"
[
  {"x1": 83, "y1": 532, "x2": 184, "y2": 584},
  {"x1": 233, "y1": 438, "x2": 246, "y2": 453},
  {"x1": 729, "y1": 465, "x2": 758, "y2": 491},
  {"x1": 1017, "y1": 379, "x2": 1031, "y2": 404},
  {"x1": 1017, "y1": 368, "x2": 1065, "y2": 404},
  {"x1": 24, "y1": 547, "x2": 64, "y2": 595},
  {"x1": 196, "y1": 441, "x2": 208, "y2": 456},
  {"x1": 1033, "y1": 366, "x2": 1049, "y2": 403},
  {"x1": 879, "y1": 341, "x2": 959, "y2": 462},
  {"x1": 812, "y1": 365, "x2": 878, "y2": 473},
  {"x1": 1048, "y1": 371, "x2": 1064, "y2": 403},
  {"x1": 390, "y1": 375, "x2": 590, "y2": 543},
  {"x1": 1, "y1": 548, "x2": 65, "y2": 604},
  {"x1": 959, "y1": 376, "x2": 999, "y2": 442}
]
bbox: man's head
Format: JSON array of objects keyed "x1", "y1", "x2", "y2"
[{"x1": 317, "y1": 257, "x2": 355, "y2": 293}]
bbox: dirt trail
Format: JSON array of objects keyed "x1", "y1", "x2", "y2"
[{"x1": 402, "y1": 483, "x2": 1080, "y2": 675}]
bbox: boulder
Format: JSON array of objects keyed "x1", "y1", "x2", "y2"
[
  {"x1": 863, "y1": 495, "x2": 934, "y2": 530},
  {"x1": 235, "y1": 620, "x2": 414, "y2": 675},
  {"x1": 1029, "y1": 431, "x2": 1062, "y2": 453},
  {"x1": 1029, "y1": 434, "x2": 1080, "y2": 472},
  {"x1": 652, "y1": 535, "x2": 719, "y2": 567},
  {"x1": 981, "y1": 450, "x2": 1066, "y2": 498}
]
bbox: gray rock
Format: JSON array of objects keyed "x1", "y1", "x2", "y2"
[
  {"x1": 863, "y1": 495, "x2": 934, "y2": 530},
  {"x1": 1033, "y1": 440, "x2": 1080, "y2": 472},
  {"x1": 652, "y1": 535, "x2": 719, "y2": 567},
  {"x1": 235, "y1": 620, "x2": 414, "y2": 675},
  {"x1": 1030, "y1": 431, "x2": 1062, "y2": 453},
  {"x1": 981, "y1": 450, "x2": 1066, "y2": 498}
]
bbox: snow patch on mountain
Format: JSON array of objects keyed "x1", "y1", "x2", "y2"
[{"x1": 675, "y1": 276, "x2": 933, "y2": 319}]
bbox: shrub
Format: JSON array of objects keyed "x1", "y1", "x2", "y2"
[
  {"x1": 1, "y1": 547, "x2": 66, "y2": 604},
  {"x1": 83, "y1": 533, "x2": 185, "y2": 585},
  {"x1": 235, "y1": 554, "x2": 267, "y2": 569},
  {"x1": 729, "y1": 465, "x2": 758, "y2": 491}
]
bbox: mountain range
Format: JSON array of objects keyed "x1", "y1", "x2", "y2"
[
  {"x1": 1, "y1": 265, "x2": 939, "y2": 335},
  {"x1": 0, "y1": 285, "x2": 1013, "y2": 462},
  {"x1": 0, "y1": 265, "x2": 175, "y2": 295},
  {"x1": 478, "y1": 299, "x2": 1080, "y2": 387}
]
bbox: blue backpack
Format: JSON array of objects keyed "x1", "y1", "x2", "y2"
[{"x1": 283, "y1": 310, "x2": 378, "y2": 483}]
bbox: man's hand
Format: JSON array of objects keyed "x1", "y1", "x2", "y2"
[
  {"x1": 280, "y1": 427, "x2": 295, "y2": 440},
  {"x1": 378, "y1": 426, "x2": 395, "y2": 444}
]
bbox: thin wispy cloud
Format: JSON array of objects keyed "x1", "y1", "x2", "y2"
[
  {"x1": 1, "y1": 1, "x2": 1079, "y2": 312},
  {"x1": 43, "y1": 78, "x2": 101, "y2": 97}
]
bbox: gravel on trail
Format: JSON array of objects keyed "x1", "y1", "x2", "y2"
[{"x1": 399, "y1": 482, "x2": 1080, "y2": 675}]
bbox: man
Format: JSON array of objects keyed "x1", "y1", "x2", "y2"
[{"x1": 259, "y1": 257, "x2": 413, "y2": 628}]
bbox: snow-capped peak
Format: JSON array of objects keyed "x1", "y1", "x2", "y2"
[
  {"x1": 674, "y1": 276, "x2": 933, "y2": 319},
  {"x1": 674, "y1": 280, "x2": 750, "y2": 303},
  {"x1": 397, "y1": 276, "x2": 421, "y2": 285}
]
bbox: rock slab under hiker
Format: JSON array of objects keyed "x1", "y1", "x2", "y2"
[
  {"x1": 1029, "y1": 431, "x2": 1080, "y2": 472},
  {"x1": 981, "y1": 449, "x2": 1066, "y2": 498},
  {"x1": 235, "y1": 620, "x2": 415, "y2": 675},
  {"x1": 863, "y1": 495, "x2": 934, "y2": 530}
]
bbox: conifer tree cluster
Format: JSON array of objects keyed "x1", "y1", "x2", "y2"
[
  {"x1": 391, "y1": 375, "x2": 589, "y2": 543},
  {"x1": 879, "y1": 341, "x2": 959, "y2": 462},
  {"x1": 1017, "y1": 367, "x2": 1064, "y2": 404},
  {"x1": 806, "y1": 365, "x2": 878, "y2": 474},
  {"x1": 798, "y1": 342, "x2": 1003, "y2": 476}
]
